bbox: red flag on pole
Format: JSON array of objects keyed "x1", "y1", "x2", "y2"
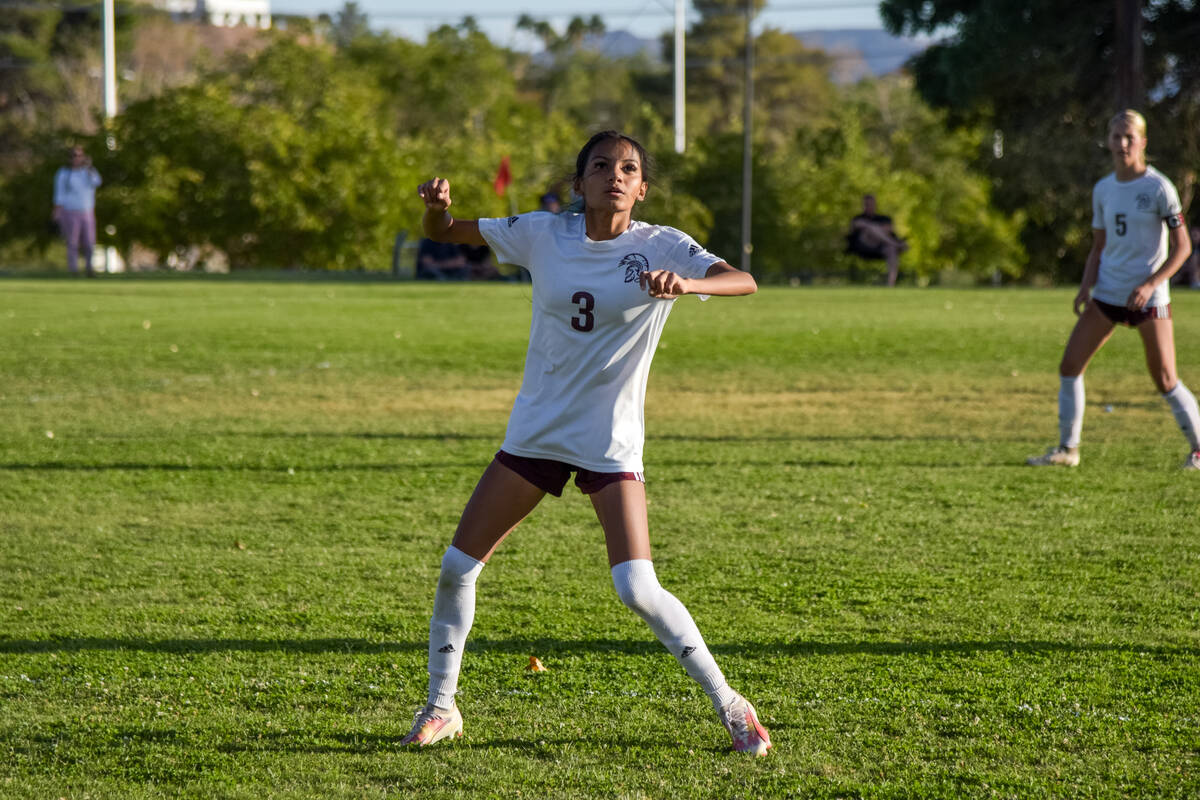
[{"x1": 493, "y1": 155, "x2": 512, "y2": 196}]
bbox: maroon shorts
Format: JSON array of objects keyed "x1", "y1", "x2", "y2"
[
  {"x1": 494, "y1": 450, "x2": 644, "y2": 497},
  {"x1": 1094, "y1": 298, "x2": 1171, "y2": 327}
]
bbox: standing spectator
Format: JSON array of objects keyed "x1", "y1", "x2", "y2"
[
  {"x1": 845, "y1": 193, "x2": 908, "y2": 287},
  {"x1": 52, "y1": 145, "x2": 102, "y2": 277}
]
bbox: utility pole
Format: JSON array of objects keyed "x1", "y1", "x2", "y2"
[
  {"x1": 102, "y1": 0, "x2": 122, "y2": 272},
  {"x1": 740, "y1": 0, "x2": 754, "y2": 274},
  {"x1": 103, "y1": 0, "x2": 116, "y2": 118},
  {"x1": 673, "y1": 0, "x2": 685, "y2": 153},
  {"x1": 1114, "y1": 0, "x2": 1144, "y2": 110}
]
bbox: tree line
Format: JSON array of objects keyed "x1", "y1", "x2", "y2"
[{"x1": 1, "y1": 1, "x2": 1195, "y2": 281}]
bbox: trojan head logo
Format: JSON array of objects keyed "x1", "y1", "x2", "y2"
[
  {"x1": 1136, "y1": 193, "x2": 1153, "y2": 212},
  {"x1": 620, "y1": 253, "x2": 650, "y2": 283}
]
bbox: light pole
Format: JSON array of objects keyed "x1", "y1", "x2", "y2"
[
  {"x1": 673, "y1": 0, "x2": 685, "y2": 154},
  {"x1": 102, "y1": 0, "x2": 122, "y2": 272},
  {"x1": 740, "y1": 0, "x2": 754, "y2": 274}
]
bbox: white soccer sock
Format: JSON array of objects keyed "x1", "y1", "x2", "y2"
[
  {"x1": 1059, "y1": 375, "x2": 1085, "y2": 449},
  {"x1": 611, "y1": 559, "x2": 738, "y2": 712},
  {"x1": 1163, "y1": 382, "x2": 1200, "y2": 451},
  {"x1": 426, "y1": 545, "x2": 485, "y2": 710}
]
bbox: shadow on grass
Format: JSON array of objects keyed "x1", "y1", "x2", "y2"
[
  {"x1": 6, "y1": 430, "x2": 1045, "y2": 447},
  {"x1": 0, "y1": 461, "x2": 483, "y2": 473},
  {"x1": 0, "y1": 440, "x2": 1038, "y2": 473},
  {"x1": 0, "y1": 270, "x2": 413, "y2": 284},
  {"x1": 210, "y1": 731, "x2": 685, "y2": 758},
  {"x1": 0, "y1": 459, "x2": 1022, "y2": 472},
  {"x1": 228, "y1": 730, "x2": 660, "y2": 753},
  {"x1": 3, "y1": 635, "x2": 1197, "y2": 658},
  {"x1": 182, "y1": 430, "x2": 1043, "y2": 444}
]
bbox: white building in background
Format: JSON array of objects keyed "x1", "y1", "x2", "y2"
[{"x1": 157, "y1": 0, "x2": 272, "y2": 29}]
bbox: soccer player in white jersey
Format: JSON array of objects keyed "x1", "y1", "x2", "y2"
[
  {"x1": 1028, "y1": 110, "x2": 1198, "y2": 469},
  {"x1": 401, "y1": 131, "x2": 771, "y2": 755}
]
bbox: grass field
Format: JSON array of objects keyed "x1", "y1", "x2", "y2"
[{"x1": 1, "y1": 277, "x2": 1197, "y2": 799}]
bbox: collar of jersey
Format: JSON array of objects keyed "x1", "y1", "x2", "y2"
[
  {"x1": 576, "y1": 215, "x2": 641, "y2": 249},
  {"x1": 1112, "y1": 167, "x2": 1152, "y2": 185}
]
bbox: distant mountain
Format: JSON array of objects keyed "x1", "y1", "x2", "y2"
[
  {"x1": 575, "y1": 27, "x2": 931, "y2": 83},
  {"x1": 792, "y1": 28, "x2": 932, "y2": 82},
  {"x1": 581, "y1": 30, "x2": 663, "y2": 60}
]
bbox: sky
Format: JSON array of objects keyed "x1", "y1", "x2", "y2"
[{"x1": 269, "y1": 1, "x2": 887, "y2": 49}]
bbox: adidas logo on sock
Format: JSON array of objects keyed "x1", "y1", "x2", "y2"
[
  {"x1": 437, "y1": 644, "x2": 456, "y2": 654},
  {"x1": 680, "y1": 646, "x2": 696, "y2": 658}
]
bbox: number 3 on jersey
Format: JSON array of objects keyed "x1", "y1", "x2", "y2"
[{"x1": 571, "y1": 291, "x2": 595, "y2": 332}]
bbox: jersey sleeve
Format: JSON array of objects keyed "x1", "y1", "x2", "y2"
[
  {"x1": 661, "y1": 228, "x2": 724, "y2": 280},
  {"x1": 1158, "y1": 175, "x2": 1185, "y2": 229},
  {"x1": 478, "y1": 212, "x2": 553, "y2": 269},
  {"x1": 1091, "y1": 182, "x2": 1105, "y2": 230}
]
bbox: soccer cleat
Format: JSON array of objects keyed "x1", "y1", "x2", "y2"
[
  {"x1": 401, "y1": 702, "x2": 463, "y2": 747},
  {"x1": 718, "y1": 694, "x2": 772, "y2": 756},
  {"x1": 1026, "y1": 445, "x2": 1080, "y2": 467},
  {"x1": 1182, "y1": 451, "x2": 1200, "y2": 471}
]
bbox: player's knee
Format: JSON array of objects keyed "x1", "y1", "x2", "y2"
[
  {"x1": 439, "y1": 546, "x2": 483, "y2": 588},
  {"x1": 612, "y1": 579, "x2": 653, "y2": 615},
  {"x1": 1058, "y1": 360, "x2": 1082, "y2": 378},
  {"x1": 611, "y1": 562, "x2": 660, "y2": 616}
]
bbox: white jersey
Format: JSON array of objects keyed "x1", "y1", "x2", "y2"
[
  {"x1": 1091, "y1": 165, "x2": 1184, "y2": 308},
  {"x1": 478, "y1": 212, "x2": 723, "y2": 472}
]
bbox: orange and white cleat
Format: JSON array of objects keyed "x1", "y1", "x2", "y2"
[
  {"x1": 401, "y1": 702, "x2": 463, "y2": 747},
  {"x1": 718, "y1": 694, "x2": 772, "y2": 756}
]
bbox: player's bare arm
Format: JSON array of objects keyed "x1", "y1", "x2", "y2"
[
  {"x1": 416, "y1": 177, "x2": 486, "y2": 246},
  {"x1": 639, "y1": 262, "x2": 757, "y2": 299},
  {"x1": 1074, "y1": 230, "x2": 1105, "y2": 316},
  {"x1": 1127, "y1": 223, "x2": 1194, "y2": 310}
]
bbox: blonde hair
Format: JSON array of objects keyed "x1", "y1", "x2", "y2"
[{"x1": 1108, "y1": 109, "x2": 1147, "y2": 138}]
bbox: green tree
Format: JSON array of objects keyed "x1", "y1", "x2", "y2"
[
  {"x1": 344, "y1": 23, "x2": 582, "y2": 218},
  {"x1": 679, "y1": 77, "x2": 1025, "y2": 282},
  {"x1": 516, "y1": 13, "x2": 605, "y2": 55},
  {"x1": 668, "y1": 0, "x2": 833, "y2": 149},
  {"x1": 881, "y1": 0, "x2": 1200, "y2": 281},
  {"x1": 0, "y1": 3, "x2": 130, "y2": 171},
  {"x1": 88, "y1": 39, "x2": 414, "y2": 269},
  {"x1": 331, "y1": 2, "x2": 371, "y2": 50},
  {"x1": 512, "y1": 15, "x2": 656, "y2": 134}
]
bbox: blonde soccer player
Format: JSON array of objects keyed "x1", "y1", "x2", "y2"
[
  {"x1": 402, "y1": 131, "x2": 771, "y2": 755},
  {"x1": 1028, "y1": 110, "x2": 1197, "y2": 469}
]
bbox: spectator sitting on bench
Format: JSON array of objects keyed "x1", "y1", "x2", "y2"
[
  {"x1": 416, "y1": 236, "x2": 468, "y2": 280},
  {"x1": 845, "y1": 193, "x2": 908, "y2": 287}
]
